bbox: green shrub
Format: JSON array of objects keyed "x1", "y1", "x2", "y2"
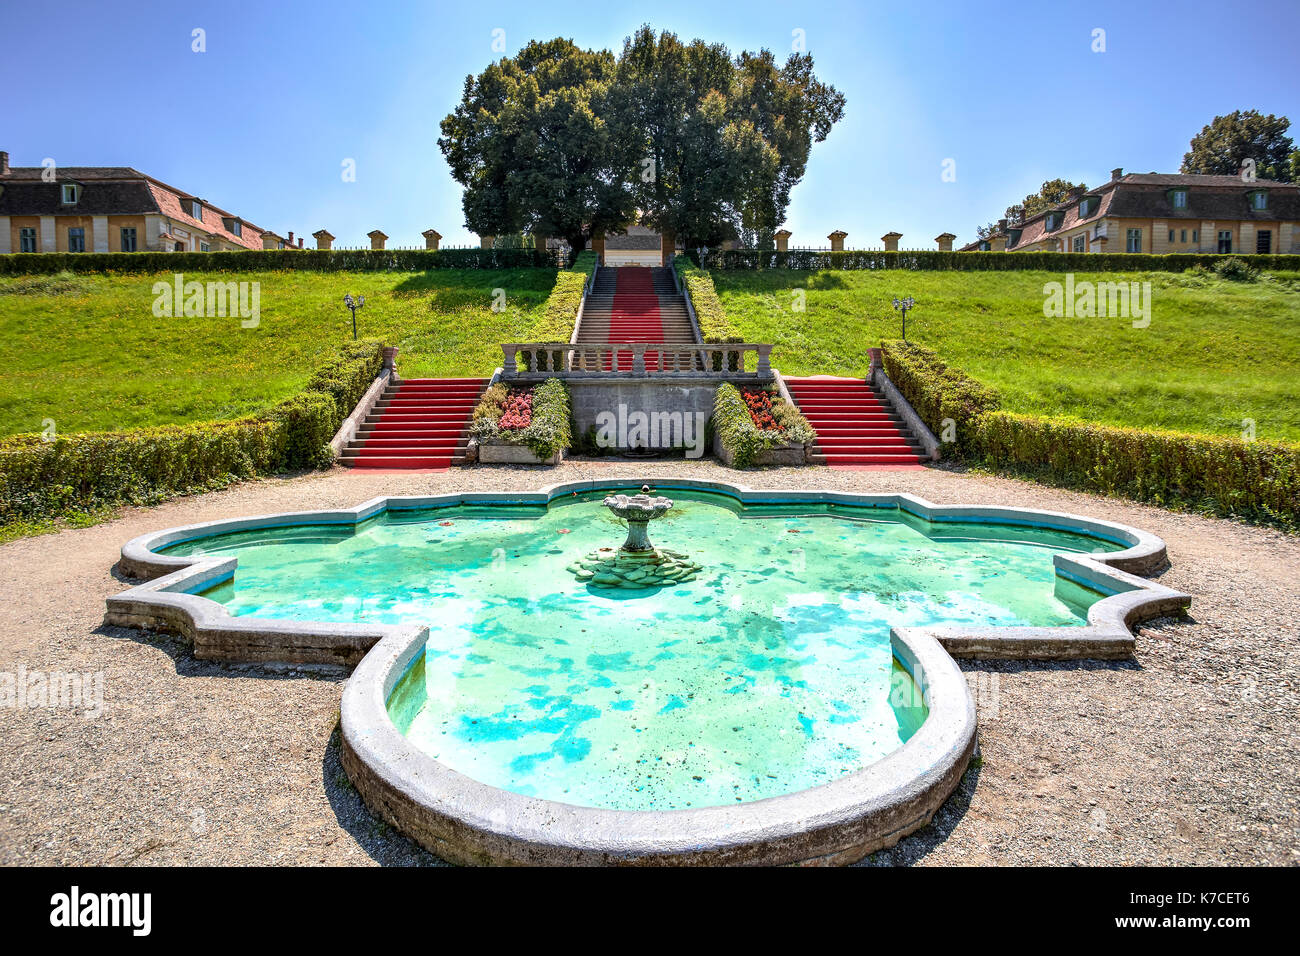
[
  {"x1": 0, "y1": 339, "x2": 386, "y2": 531},
  {"x1": 0, "y1": 247, "x2": 555, "y2": 276},
  {"x1": 879, "y1": 340, "x2": 999, "y2": 456},
  {"x1": 713, "y1": 382, "x2": 811, "y2": 468},
  {"x1": 981, "y1": 412, "x2": 1300, "y2": 527},
  {"x1": 470, "y1": 378, "x2": 571, "y2": 461},
  {"x1": 523, "y1": 251, "x2": 598, "y2": 342},
  {"x1": 696, "y1": 248, "x2": 1300, "y2": 273},
  {"x1": 1213, "y1": 257, "x2": 1257, "y2": 282},
  {"x1": 674, "y1": 255, "x2": 741, "y2": 343},
  {"x1": 881, "y1": 340, "x2": 1300, "y2": 527}
]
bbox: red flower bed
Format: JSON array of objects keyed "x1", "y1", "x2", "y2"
[
  {"x1": 499, "y1": 389, "x2": 533, "y2": 430},
  {"x1": 741, "y1": 388, "x2": 781, "y2": 432}
]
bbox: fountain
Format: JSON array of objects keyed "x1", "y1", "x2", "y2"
[{"x1": 568, "y1": 485, "x2": 702, "y2": 588}]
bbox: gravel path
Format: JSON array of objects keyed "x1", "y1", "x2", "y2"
[{"x1": 1, "y1": 459, "x2": 1296, "y2": 866}]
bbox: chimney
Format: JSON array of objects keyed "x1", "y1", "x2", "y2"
[
  {"x1": 297, "y1": 237, "x2": 303, "y2": 248},
  {"x1": 0, "y1": 151, "x2": 9, "y2": 176},
  {"x1": 1111, "y1": 167, "x2": 1123, "y2": 182},
  {"x1": 997, "y1": 218, "x2": 1008, "y2": 232},
  {"x1": 287, "y1": 231, "x2": 295, "y2": 246},
  {"x1": 881, "y1": 231, "x2": 902, "y2": 252}
]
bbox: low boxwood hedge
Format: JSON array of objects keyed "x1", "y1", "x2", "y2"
[
  {"x1": 674, "y1": 255, "x2": 741, "y2": 343},
  {"x1": 697, "y1": 248, "x2": 1300, "y2": 273},
  {"x1": 0, "y1": 339, "x2": 385, "y2": 531},
  {"x1": 524, "y1": 252, "x2": 598, "y2": 342},
  {"x1": 0, "y1": 247, "x2": 555, "y2": 276},
  {"x1": 879, "y1": 340, "x2": 1300, "y2": 527}
]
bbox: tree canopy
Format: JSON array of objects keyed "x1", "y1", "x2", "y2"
[
  {"x1": 438, "y1": 27, "x2": 844, "y2": 252},
  {"x1": 976, "y1": 178, "x2": 1087, "y2": 238},
  {"x1": 1181, "y1": 110, "x2": 1298, "y2": 183}
]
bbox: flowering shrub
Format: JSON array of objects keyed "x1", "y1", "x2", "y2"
[
  {"x1": 741, "y1": 388, "x2": 780, "y2": 430},
  {"x1": 714, "y1": 383, "x2": 815, "y2": 468},
  {"x1": 498, "y1": 390, "x2": 533, "y2": 430},
  {"x1": 470, "y1": 378, "x2": 571, "y2": 460}
]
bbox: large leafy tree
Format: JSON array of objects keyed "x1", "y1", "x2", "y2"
[
  {"x1": 1181, "y1": 110, "x2": 1296, "y2": 182},
  {"x1": 438, "y1": 39, "x2": 637, "y2": 254}
]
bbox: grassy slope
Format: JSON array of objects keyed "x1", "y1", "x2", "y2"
[
  {"x1": 0, "y1": 268, "x2": 555, "y2": 436},
  {"x1": 713, "y1": 268, "x2": 1300, "y2": 441}
]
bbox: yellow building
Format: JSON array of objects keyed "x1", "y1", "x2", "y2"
[
  {"x1": 963, "y1": 168, "x2": 1300, "y2": 255},
  {"x1": 0, "y1": 150, "x2": 271, "y2": 254}
]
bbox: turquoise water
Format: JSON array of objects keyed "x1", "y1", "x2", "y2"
[{"x1": 164, "y1": 490, "x2": 1122, "y2": 811}]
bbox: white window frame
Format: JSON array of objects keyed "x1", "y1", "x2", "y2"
[
  {"x1": 199, "y1": 241, "x2": 211, "y2": 253},
  {"x1": 191, "y1": 200, "x2": 203, "y2": 220},
  {"x1": 61, "y1": 184, "x2": 78, "y2": 204},
  {"x1": 1251, "y1": 191, "x2": 1267, "y2": 210},
  {"x1": 1171, "y1": 190, "x2": 1187, "y2": 209},
  {"x1": 1126, "y1": 228, "x2": 1142, "y2": 253},
  {"x1": 1073, "y1": 234, "x2": 1086, "y2": 252},
  {"x1": 19, "y1": 227, "x2": 37, "y2": 253},
  {"x1": 230, "y1": 220, "x2": 242, "y2": 237}
]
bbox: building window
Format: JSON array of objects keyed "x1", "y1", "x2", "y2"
[
  {"x1": 61, "y1": 184, "x2": 78, "y2": 204},
  {"x1": 1257, "y1": 230, "x2": 1272, "y2": 254},
  {"x1": 1168, "y1": 229, "x2": 1175, "y2": 243},
  {"x1": 1171, "y1": 190, "x2": 1187, "y2": 209},
  {"x1": 1045, "y1": 214, "x2": 1058, "y2": 231},
  {"x1": 1218, "y1": 230, "x2": 1232, "y2": 253},
  {"x1": 1180, "y1": 229, "x2": 1187, "y2": 243},
  {"x1": 199, "y1": 241, "x2": 211, "y2": 253},
  {"x1": 231, "y1": 221, "x2": 242, "y2": 237},
  {"x1": 1073, "y1": 234, "x2": 1086, "y2": 252},
  {"x1": 1192, "y1": 230, "x2": 1198, "y2": 243},
  {"x1": 120, "y1": 227, "x2": 137, "y2": 252},
  {"x1": 1126, "y1": 228, "x2": 1142, "y2": 253},
  {"x1": 190, "y1": 200, "x2": 203, "y2": 220},
  {"x1": 19, "y1": 227, "x2": 37, "y2": 253},
  {"x1": 1250, "y1": 191, "x2": 1267, "y2": 210},
  {"x1": 68, "y1": 227, "x2": 85, "y2": 253}
]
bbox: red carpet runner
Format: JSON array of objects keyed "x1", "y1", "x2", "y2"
[
  {"x1": 784, "y1": 376, "x2": 927, "y2": 467},
  {"x1": 605, "y1": 267, "x2": 665, "y2": 370},
  {"x1": 340, "y1": 378, "x2": 487, "y2": 469}
]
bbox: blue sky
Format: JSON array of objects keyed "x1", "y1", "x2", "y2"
[{"x1": 6, "y1": 0, "x2": 1298, "y2": 249}]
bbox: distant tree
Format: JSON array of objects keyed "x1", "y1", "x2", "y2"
[
  {"x1": 1181, "y1": 110, "x2": 1296, "y2": 182},
  {"x1": 1019, "y1": 179, "x2": 1086, "y2": 218}
]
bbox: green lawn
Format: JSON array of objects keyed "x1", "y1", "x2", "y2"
[
  {"x1": 0, "y1": 268, "x2": 555, "y2": 437},
  {"x1": 713, "y1": 268, "x2": 1300, "y2": 442}
]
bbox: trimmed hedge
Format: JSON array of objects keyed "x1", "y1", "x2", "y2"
[
  {"x1": 525, "y1": 251, "x2": 598, "y2": 342},
  {"x1": 696, "y1": 248, "x2": 1300, "y2": 273},
  {"x1": 0, "y1": 339, "x2": 385, "y2": 529},
  {"x1": 0, "y1": 247, "x2": 555, "y2": 276},
  {"x1": 878, "y1": 340, "x2": 1300, "y2": 527},
  {"x1": 879, "y1": 341, "x2": 999, "y2": 457},
  {"x1": 674, "y1": 255, "x2": 741, "y2": 343},
  {"x1": 470, "y1": 378, "x2": 571, "y2": 461},
  {"x1": 713, "y1": 382, "x2": 813, "y2": 468}
]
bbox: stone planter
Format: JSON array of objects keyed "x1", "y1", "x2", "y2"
[
  {"x1": 712, "y1": 433, "x2": 812, "y2": 468},
  {"x1": 478, "y1": 440, "x2": 563, "y2": 465}
]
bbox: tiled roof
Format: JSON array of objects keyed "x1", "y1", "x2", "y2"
[
  {"x1": 0, "y1": 164, "x2": 265, "y2": 250},
  {"x1": 975, "y1": 172, "x2": 1300, "y2": 251}
]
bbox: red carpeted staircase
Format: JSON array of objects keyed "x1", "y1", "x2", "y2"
[
  {"x1": 576, "y1": 266, "x2": 697, "y2": 370},
  {"x1": 339, "y1": 377, "x2": 487, "y2": 469},
  {"x1": 785, "y1": 376, "x2": 928, "y2": 467}
]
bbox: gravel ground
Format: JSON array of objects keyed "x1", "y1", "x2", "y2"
[{"x1": 0, "y1": 459, "x2": 1296, "y2": 866}]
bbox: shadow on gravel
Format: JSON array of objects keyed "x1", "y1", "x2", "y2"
[
  {"x1": 857, "y1": 756, "x2": 983, "y2": 867},
  {"x1": 95, "y1": 623, "x2": 350, "y2": 682},
  {"x1": 321, "y1": 724, "x2": 446, "y2": 866}
]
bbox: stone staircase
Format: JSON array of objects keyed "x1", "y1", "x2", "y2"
[
  {"x1": 338, "y1": 377, "x2": 488, "y2": 469},
  {"x1": 576, "y1": 266, "x2": 698, "y2": 370},
  {"x1": 784, "y1": 376, "x2": 927, "y2": 467}
]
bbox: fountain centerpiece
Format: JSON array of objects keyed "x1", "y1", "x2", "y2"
[{"x1": 568, "y1": 485, "x2": 702, "y2": 589}]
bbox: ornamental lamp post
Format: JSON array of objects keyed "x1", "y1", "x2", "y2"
[
  {"x1": 343, "y1": 293, "x2": 365, "y2": 340},
  {"x1": 892, "y1": 296, "x2": 915, "y2": 341}
]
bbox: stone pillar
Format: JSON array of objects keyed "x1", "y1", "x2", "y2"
[
  {"x1": 774, "y1": 229, "x2": 792, "y2": 252},
  {"x1": 382, "y1": 346, "x2": 398, "y2": 371},
  {"x1": 533, "y1": 234, "x2": 547, "y2": 252},
  {"x1": 591, "y1": 235, "x2": 605, "y2": 264},
  {"x1": 660, "y1": 230, "x2": 675, "y2": 265},
  {"x1": 935, "y1": 232, "x2": 956, "y2": 252},
  {"x1": 422, "y1": 229, "x2": 441, "y2": 251},
  {"x1": 881, "y1": 231, "x2": 902, "y2": 252},
  {"x1": 367, "y1": 230, "x2": 387, "y2": 250},
  {"x1": 828, "y1": 230, "x2": 847, "y2": 251},
  {"x1": 313, "y1": 229, "x2": 335, "y2": 250},
  {"x1": 480, "y1": 235, "x2": 494, "y2": 249}
]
